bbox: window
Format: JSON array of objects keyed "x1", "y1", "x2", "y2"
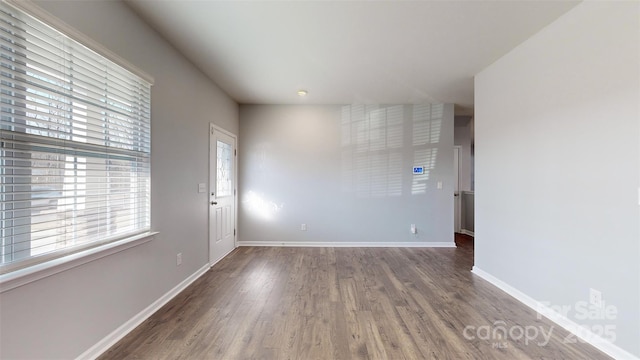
[
  {"x1": 216, "y1": 140, "x2": 233, "y2": 197},
  {"x1": 0, "y1": 2, "x2": 152, "y2": 274}
]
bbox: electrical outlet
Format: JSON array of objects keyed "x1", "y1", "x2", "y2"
[
  {"x1": 301, "y1": 224, "x2": 307, "y2": 231},
  {"x1": 589, "y1": 288, "x2": 602, "y2": 308},
  {"x1": 176, "y1": 253, "x2": 182, "y2": 266},
  {"x1": 411, "y1": 224, "x2": 417, "y2": 234}
]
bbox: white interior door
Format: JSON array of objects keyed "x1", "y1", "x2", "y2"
[
  {"x1": 209, "y1": 125, "x2": 236, "y2": 266},
  {"x1": 454, "y1": 146, "x2": 461, "y2": 233}
]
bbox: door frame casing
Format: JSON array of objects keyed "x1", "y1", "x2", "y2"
[{"x1": 209, "y1": 123, "x2": 238, "y2": 267}]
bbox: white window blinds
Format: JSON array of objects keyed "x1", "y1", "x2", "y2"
[{"x1": 0, "y1": 2, "x2": 152, "y2": 273}]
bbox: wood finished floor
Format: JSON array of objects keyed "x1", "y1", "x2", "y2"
[{"x1": 99, "y1": 235, "x2": 609, "y2": 360}]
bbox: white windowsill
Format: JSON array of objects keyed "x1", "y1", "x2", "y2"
[{"x1": 0, "y1": 232, "x2": 158, "y2": 293}]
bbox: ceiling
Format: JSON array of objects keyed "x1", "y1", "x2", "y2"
[{"x1": 126, "y1": 0, "x2": 580, "y2": 115}]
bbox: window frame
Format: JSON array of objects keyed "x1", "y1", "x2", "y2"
[{"x1": 0, "y1": 0, "x2": 155, "y2": 283}]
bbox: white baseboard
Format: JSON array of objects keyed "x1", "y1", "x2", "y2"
[
  {"x1": 76, "y1": 264, "x2": 210, "y2": 360},
  {"x1": 209, "y1": 246, "x2": 236, "y2": 268},
  {"x1": 460, "y1": 229, "x2": 474, "y2": 237},
  {"x1": 237, "y1": 241, "x2": 456, "y2": 248},
  {"x1": 471, "y1": 266, "x2": 639, "y2": 360}
]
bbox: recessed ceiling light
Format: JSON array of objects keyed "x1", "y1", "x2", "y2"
[{"x1": 297, "y1": 89, "x2": 308, "y2": 97}]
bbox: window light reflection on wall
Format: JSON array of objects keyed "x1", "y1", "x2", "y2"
[
  {"x1": 340, "y1": 103, "x2": 443, "y2": 197},
  {"x1": 242, "y1": 190, "x2": 283, "y2": 221}
]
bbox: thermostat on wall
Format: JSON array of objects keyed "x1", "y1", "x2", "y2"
[{"x1": 413, "y1": 166, "x2": 424, "y2": 175}]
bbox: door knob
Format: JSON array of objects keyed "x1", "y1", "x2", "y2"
[{"x1": 211, "y1": 201, "x2": 217, "y2": 205}]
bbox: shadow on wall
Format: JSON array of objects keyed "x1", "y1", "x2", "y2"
[{"x1": 340, "y1": 104, "x2": 443, "y2": 197}]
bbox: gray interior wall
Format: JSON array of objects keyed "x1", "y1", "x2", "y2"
[
  {"x1": 454, "y1": 116, "x2": 473, "y2": 191},
  {"x1": 461, "y1": 192, "x2": 474, "y2": 232},
  {"x1": 239, "y1": 104, "x2": 454, "y2": 245},
  {"x1": 0, "y1": 1, "x2": 238, "y2": 358},
  {"x1": 475, "y1": 1, "x2": 639, "y2": 356}
]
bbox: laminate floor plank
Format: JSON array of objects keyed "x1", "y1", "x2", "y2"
[{"x1": 99, "y1": 235, "x2": 611, "y2": 360}]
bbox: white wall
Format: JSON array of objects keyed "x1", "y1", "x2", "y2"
[
  {"x1": 0, "y1": 1, "x2": 238, "y2": 358},
  {"x1": 239, "y1": 104, "x2": 454, "y2": 246},
  {"x1": 475, "y1": 1, "x2": 639, "y2": 357}
]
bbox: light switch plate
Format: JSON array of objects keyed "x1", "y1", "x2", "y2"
[{"x1": 198, "y1": 183, "x2": 206, "y2": 193}]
